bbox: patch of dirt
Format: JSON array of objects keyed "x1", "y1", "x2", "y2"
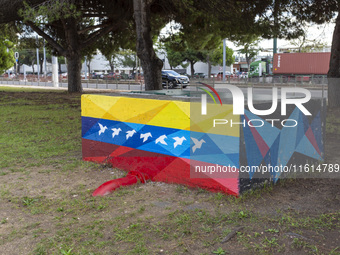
[{"x1": 0, "y1": 90, "x2": 339, "y2": 255}]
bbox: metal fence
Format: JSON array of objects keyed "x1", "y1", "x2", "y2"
[
  {"x1": 0, "y1": 75, "x2": 146, "y2": 91},
  {"x1": 0, "y1": 75, "x2": 328, "y2": 91}
]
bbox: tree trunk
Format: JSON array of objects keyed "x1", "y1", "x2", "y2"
[
  {"x1": 133, "y1": 0, "x2": 163, "y2": 90},
  {"x1": 40, "y1": 60, "x2": 43, "y2": 76},
  {"x1": 190, "y1": 60, "x2": 195, "y2": 76},
  {"x1": 109, "y1": 59, "x2": 114, "y2": 73},
  {"x1": 328, "y1": 10, "x2": 340, "y2": 108},
  {"x1": 64, "y1": 18, "x2": 82, "y2": 93},
  {"x1": 66, "y1": 53, "x2": 82, "y2": 93},
  {"x1": 31, "y1": 60, "x2": 35, "y2": 75}
]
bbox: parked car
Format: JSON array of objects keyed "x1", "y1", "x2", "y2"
[
  {"x1": 129, "y1": 72, "x2": 143, "y2": 79},
  {"x1": 91, "y1": 72, "x2": 104, "y2": 79},
  {"x1": 4, "y1": 73, "x2": 16, "y2": 78},
  {"x1": 162, "y1": 70, "x2": 189, "y2": 89},
  {"x1": 120, "y1": 73, "x2": 129, "y2": 79},
  {"x1": 193, "y1": 72, "x2": 206, "y2": 79},
  {"x1": 103, "y1": 72, "x2": 121, "y2": 80},
  {"x1": 216, "y1": 71, "x2": 232, "y2": 79}
]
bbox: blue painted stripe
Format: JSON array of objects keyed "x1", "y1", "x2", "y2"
[
  {"x1": 82, "y1": 116, "x2": 190, "y2": 158},
  {"x1": 82, "y1": 116, "x2": 240, "y2": 166}
]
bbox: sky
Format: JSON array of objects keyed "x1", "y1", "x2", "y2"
[{"x1": 227, "y1": 22, "x2": 335, "y2": 56}]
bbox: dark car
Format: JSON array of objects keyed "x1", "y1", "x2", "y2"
[
  {"x1": 193, "y1": 72, "x2": 206, "y2": 79},
  {"x1": 162, "y1": 70, "x2": 189, "y2": 89}
]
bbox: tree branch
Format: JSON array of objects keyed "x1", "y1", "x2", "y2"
[
  {"x1": 25, "y1": 20, "x2": 66, "y2": 55},
  {"x1": 78, "y1": 22, "x2": 110, "y2": 34},
  {"x1": 80, "y1": 22, "x2": 126, "y2": 50}
]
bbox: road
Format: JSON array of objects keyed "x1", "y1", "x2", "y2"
[{"x1": 0, "y1": 79, "x2": 327, "y2": 99}]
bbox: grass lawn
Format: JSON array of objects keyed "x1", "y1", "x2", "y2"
[{"x1": 0, "y1": 87, "x2": 339, "y2": 255}]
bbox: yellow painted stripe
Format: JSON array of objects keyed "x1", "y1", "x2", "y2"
[{"x1": 81, "y1": 95, "x2": 190, "y2": 130}]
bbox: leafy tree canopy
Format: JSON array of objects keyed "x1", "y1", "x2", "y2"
[
  {"x1": 117, "y1": 49, "x2": 137, "y2": 72},
  {"x1": 0, "y1": 24, "x2": 16, "y2": 74},
  {"x1": 208, "y1": 42, "x2": 234, "y2": 67},
  {"x1": 0, "y1": 40, "x2": 15, "y2": 74}
]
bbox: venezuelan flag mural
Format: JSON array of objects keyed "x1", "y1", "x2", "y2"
[{"x1": 82, "y1": 94, "x2": 325, "y2": 196}]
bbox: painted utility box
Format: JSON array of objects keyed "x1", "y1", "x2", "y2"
[{"x1": 82, "y1": 93, "x2": 326, "y2": 196}]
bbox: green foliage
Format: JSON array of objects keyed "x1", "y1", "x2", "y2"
[
  {"x1": 19, "y1": 1, "x2": 81, "y2": 24},
  {"x1": 59, "y1": 247, "x2": 74, "y2": 255},
  {"x1": 16, "y1": 0, "x2": 136, "y2": 92},
  {"x1": 90, "y1": 15, "x2": 138, "y2": 73},
  {"x1": 233, "y1": 34, "x2": 261, "y2": 68},
  {"x1": 22, "y1": 196, "x2": 39, "y2": 207},
  {"x1": 0, "y1": 23, "x2": 20, "y2": 44},
  {"x1": 208, "y1": 42, "x2": 234, "y2": 67},
  {"x1": 162, "y1": 36, "x2": 188, "y2": 69},
  {"x1": 168, "y1": 49, "x2": 189, "y2": 69},
  {"x1": 9, "y1": 0, "x2": 336, "y2": 92},
  {"x1": 16, "y1": 36, "x2": 51, "y2": 72},
  {"x1": 0, "y1": 39, "x2": 15, "y2": 74},
  {"x1": 162, "y1": 33, "x2": 234, "y2": 74},
  {"x1": 162, "y1": 33, "x2": 206, "y2": 72},
  {"x1": 212, "y1": 247, "x2": 227, "y2": 255},
  {"x1": 290, "y1": 0, "x2": 337, "y2": 25},
  {"x1": 118, "y1": 50, "x2": 137, "y2": 72}
]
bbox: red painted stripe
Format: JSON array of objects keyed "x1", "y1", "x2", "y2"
[
  {"x1": 244, "y1": 115, "x2": 269, "y2": 158},
  {"x1": 305, "y1": 127, "x2": 321, "y2": 156},
  {"x1": 83, "y1": 139, "x2": 239, "y2": 196}
]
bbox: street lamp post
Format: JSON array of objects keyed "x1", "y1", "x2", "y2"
[
  {"x1": 84, "y1": 56, "x2": 88, "y2": 80},
  {"x1": 36, "y1": 36, "x2": 40, "y2": 80},
  {"x1": 6, "y1": 47, "x2": 10, "y2": 78},
  {"x1": 43, "y1": 40, "x2": 47, "y2": 77}
]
